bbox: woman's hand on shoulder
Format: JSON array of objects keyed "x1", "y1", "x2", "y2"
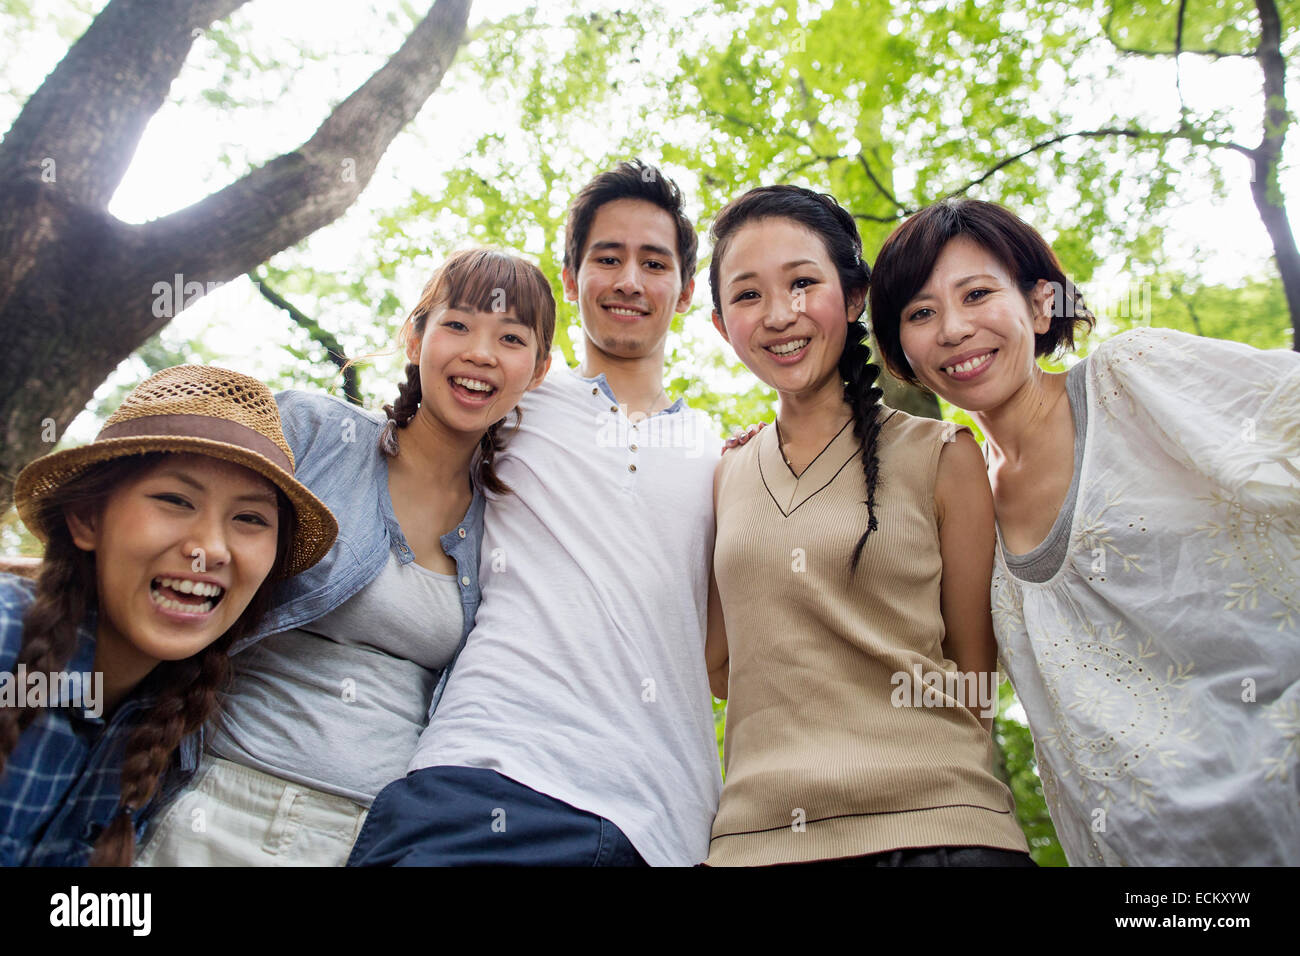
[{"x1": 721, "y1": 421, "x2": 768, "y2": 455}]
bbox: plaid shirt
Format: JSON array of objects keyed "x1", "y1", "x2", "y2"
[{"x1": 0, "y1": 574, "x2": 155, "y2": 866}]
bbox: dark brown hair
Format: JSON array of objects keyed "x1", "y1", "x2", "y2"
[
  {"x1": 0, "y1": 452, "x2": 295, "y2": 866},
  {"x1": 379, "y1": 249, "x2": 557, "y2": 495},
  {"x1": 563, "y1": 159, "x2": 698, "y2": 288},
  {"x1": 709, "y1": 185, "x2": 883, "y2": 571},
  {"x1": 869, "y1": 198, "x2": 1096, "y2": 386}
]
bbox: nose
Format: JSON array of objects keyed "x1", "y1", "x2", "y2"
[
  {"x1": 184, "y1": 510, "x2": 231, "y2": 574},
  {"x1": 764, "y1": 289, "x2": 799, "y2": 330},
  {"x1": 460, "y1": 326, "x2": 500, "y2": 367},
  {"x1": 937, "y1": 305, "x2": 975, "y2": 345},
  {"x1": 612, "y1": 260, "x2": 644, "y2": 297}
]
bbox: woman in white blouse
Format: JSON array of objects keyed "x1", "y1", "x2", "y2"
[{"x1": 868, "y1": 198, "x2": 1299, "y2": 866}]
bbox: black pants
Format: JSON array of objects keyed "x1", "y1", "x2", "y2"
[{"x1": 786, "y1": 846, "x2": 1037, "y2": 867}]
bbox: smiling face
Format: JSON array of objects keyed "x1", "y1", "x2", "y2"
[
  {"x1": 897, "y1": 235, "x2": 1055, "y2": 413},
  {"x1": 66, "y1": 454, "x2": 282, "y2": 678},
  {"x1": 561, "y1": 198, "x2": 695, "y2": 361},
  {"x1": 711, "y1": 217, "x2": 857, "y2": 401},
  {"x1": 407, "y1": 305, "x2": 551, "y2": 437}
]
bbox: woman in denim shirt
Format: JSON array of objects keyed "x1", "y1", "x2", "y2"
[{"x1": 137, "y1": 250, "x2": 556, "y2": 865}]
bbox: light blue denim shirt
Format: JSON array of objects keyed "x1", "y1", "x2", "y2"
[{"x1": 169, "y1": 390, "x2": 484, "y2": 792}]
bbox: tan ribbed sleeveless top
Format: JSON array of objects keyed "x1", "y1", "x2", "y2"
[{"x1": 706, "y1": 409, "x2": 1027, "y2": 866}]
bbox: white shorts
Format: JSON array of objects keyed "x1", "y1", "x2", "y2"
[{"x1": 135, "y1": 756, "x2": 368, "y2": 867}]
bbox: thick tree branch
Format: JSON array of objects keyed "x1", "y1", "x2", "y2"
[
  {"x1": 250, "y1": 274, "x2": 363, "y2": 406},
  {"x1": 0, "y1": 0, "x2": 250, "y2": 209},
  {"x1": 119, "y1": 0, "x2": 472, "y2": 294}
]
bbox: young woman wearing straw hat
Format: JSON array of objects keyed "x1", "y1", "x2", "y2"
[{"x1": 0, "y1": 365, "x2": 338, "y2": 866}]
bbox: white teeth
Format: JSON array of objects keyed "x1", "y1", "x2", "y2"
[
  {"x1": 945, "y1": 354, "x2": 991, "y2": 375},
  {"x1": 607, "y1": 306, "x2": 644, "y2": 316},
  {"x1": 452, "y1": 376, "x2": 493, "y2": 392},
  {"x1": 767, "y1": 339, "x2": 809, "y2": 355},
  {"x1": 149, "y1": 586, "x2": 214, "y2": 614},
  {"x1": 156, "y1": 577, "x2": 223, "y2": 599}
]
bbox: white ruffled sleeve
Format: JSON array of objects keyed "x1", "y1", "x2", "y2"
[{"x1": 1090, "y1": 326, "x2": 1300, "y2": 517}]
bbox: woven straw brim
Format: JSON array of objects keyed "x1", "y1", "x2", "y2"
[{"x1": 14, "y1": 436, "x2": 338, "y2": 577}]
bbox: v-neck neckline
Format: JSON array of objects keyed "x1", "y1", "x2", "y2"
[{"x1": 758, "y1": 415, "x2": 877, "y2": 517}]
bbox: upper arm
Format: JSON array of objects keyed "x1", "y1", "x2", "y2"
[
  {"x1": 934, "y1": 429, "x2": 998, "y2": 730},
  {"x1": 705, "y1": 460, "x2": 729, "y2": 700}
]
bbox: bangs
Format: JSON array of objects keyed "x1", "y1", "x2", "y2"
[{"x1": 416, "y1": 249, "x2": 557, "y2": 355}]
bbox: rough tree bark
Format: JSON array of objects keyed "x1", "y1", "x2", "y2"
[{"x1": 0, "y1": 0, "x2": 473, "y2": 514}]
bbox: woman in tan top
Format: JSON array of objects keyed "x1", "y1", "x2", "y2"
[{"x1": 705, "y1": 185, "x2": 1032, "y2": 866}]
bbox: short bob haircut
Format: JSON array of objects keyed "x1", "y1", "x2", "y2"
[
  {"x1": 563, "y1": 159, "x2": 698, "y2": 288},
  {"x1": 869, "y1": 198, "x2": 1095, "y2": 387}
]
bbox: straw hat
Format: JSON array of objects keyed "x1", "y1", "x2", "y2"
[{"x1": 14, "y1": 365, "x2": 338, "y2": 576}]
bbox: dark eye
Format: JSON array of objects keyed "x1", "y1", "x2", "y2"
[
  {"x1": 907, "y1": 307, "x2": 934, "y2": 322},
  {"x1": 235, "y1": 512, "x2": 272, "y2": 527},
  {"x1": 596, "y1": 256, "x2": 618, "y2": 266},
  {"x1": 503, "y1": 333, "x2": 526, "y2": 345},
  {"x1": 966, "y1": 289, "x2": 990, "y2": 303},
  {"x1": 152, "y1": 493, "x2": 192, "y2": 508},
  {"x1": 645, "y1": 260, "x2": 666, "y2": 271},
  {"x1": 731, "y1": 290, "x2": 758, "y2": 304},
  {"x1": 792, "y1": 277, "x2": 817, "y2": 289},
  {"x1": 443, "y1": 319, "x2": 468, "y2": 331}
]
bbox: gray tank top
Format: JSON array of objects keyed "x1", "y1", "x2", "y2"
[
  {"x1": 1000, "y1": 361, "x2": 1088, "y2": 583},
  {"x1": 208, "y1": 549, "x2": 464, "y2": 805}
]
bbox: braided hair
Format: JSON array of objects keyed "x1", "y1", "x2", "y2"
[
  {"x1": 378, "y1": 250, "x2": 557, "y2": 496},
  {"x1": 709, "y1": 185, "x2": 885, "y2": 571},
  {"x1": 0, "y1": 453, "x2": 295, "y2": 866}
]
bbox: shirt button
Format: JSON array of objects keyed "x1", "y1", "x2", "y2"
[
  {"x1": 609, "y1": 405, "x2": 618, "y2": 413},
  {"x1": 592, "y1": 386, "x2": 598, "y2": 394},
  {"x1": 628, "y1": 464, "x2": 637, "y2": 473},
  {"x1": 457, "y1": 528, "x2": 466, "y2": 538},
  {"x1": 461, "y1": 576, "x2": 470, "y2": 586},
  {"x1": 630, "y1": 444, "x2": 638, "y2": 451}
]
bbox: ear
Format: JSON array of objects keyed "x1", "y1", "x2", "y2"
[
  {"x1": 64, "y1": 504, "x2": 100, "y2": 553},
  {"x1": 403, "y1": 322, "x2": 421, "y2": 365},
  {"x1": 1030, "y1": 280, "x2": 1055, "y2": 334},
  {"x1": 847, "y1": 291, "x2": 867, "y2": 325},
  {"x1": 561, "y1": 266, "x2": 579, "y2": 303},
  {"x1": 675, "y1": 277, "x2": 696, "y2": 314},
  {"x1": 711, "y1": 310, "x2": 731, "y2": 345},
  {"x1": 527, "y1": 353, "x2": 553, "y2": 390}
]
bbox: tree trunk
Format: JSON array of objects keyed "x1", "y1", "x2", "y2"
[
  {"x1": 0, "y1": 0, "x2": 473, "y2": 516},
  {"x1": 1250, "y1": 0, "x2": 1300, "y2": 350}
]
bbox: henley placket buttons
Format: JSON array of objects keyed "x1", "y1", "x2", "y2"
[
  {"x1": 628, "y1": 464, "x2": 637, "y2": 472},
  {"x1": 457, "y1": 528, "x2": 466, "y2": 538}
]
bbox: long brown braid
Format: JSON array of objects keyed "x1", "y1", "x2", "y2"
[
  {"x1": 709, "y1": 185, "x2": 885, "y2": 572},
  {"x1": 377, "y1": 249, "x2": 556, "y2": 497},
  {"x1": 0, "y1": 453, "x2": 295, "y2": 866},
  {"x1": 0, "y1": 533, "x2": 94, "y2": 774}
]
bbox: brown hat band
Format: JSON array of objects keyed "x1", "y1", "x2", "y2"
[{"x1": 97, "y1": 414, "x2": 294, "y2": 474}]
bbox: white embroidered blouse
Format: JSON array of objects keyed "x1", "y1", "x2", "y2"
[{"x1": 991, "y1": 326, "x2": 1300, "y2": 865}]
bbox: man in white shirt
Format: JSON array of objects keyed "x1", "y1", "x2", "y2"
[{"x1": 349, "y1": 160, "x2": 722, "y2": 866}]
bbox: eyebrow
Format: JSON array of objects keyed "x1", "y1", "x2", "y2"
[
  {"x1": 157, "y1": 470, "x2": 278, "y2": 505},
  {"x1": 588, "y1": 240, "x2": 676, "y2": 260},
  {"x1": 726, "y1": 259, "x2": 818, "y2": 286},
  {"x1": 907, "y1": 273, "x2": 1003, "y2": 305},
  {"x1": 448, "y1": 307, "x2": 530, "y2": 329}
]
